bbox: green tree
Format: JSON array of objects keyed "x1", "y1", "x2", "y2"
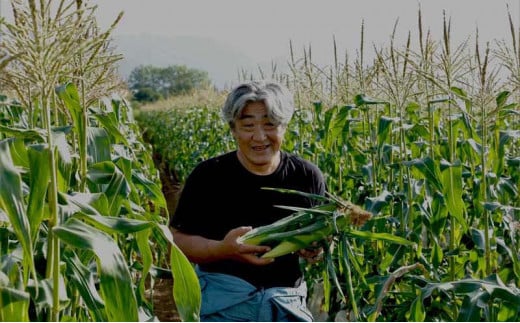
[
  {"x1": 134, "y1": 86, "x2": 162, "y2": 103},
  {"x1": 128, "y1": 64, "x2": 211, "y2": 101}
]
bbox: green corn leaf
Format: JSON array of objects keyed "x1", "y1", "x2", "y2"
[
  {"x1": 495, "y1": 130, "x2": 520, "y2": 176},
  {"x1": 431, "y1": 239, "x2": 444, "y2": 268},
  {"x1": 135, "y1": 228, "x2": 153, "y2": 305},
  {"x1": 93, "y1": 111, "x2": 129, "y2": 146},
  {"x1": 273, "y1": 204, "x2": 336, "y2": 215},
  {"x1": 341, "y1": 235, "x2": 367, "y2": 286},
  {"x1": 0, "y1": 140, "x2": 35, "y2": 285},
  {"x1": 87, "y1": 161, "x2": 115, "y2": 184},
  {"x1": 365, "y1": 190, "x2": 392, "y2": 214},
  {"x1": 405, "y1": 157, "x2": 443, "y2": 192},
  {"x1": 156, "y1": 224, "x2": 201, "y2": 322},
  {"x1": 329, "y1": 106, "x2": 350, "y2": 147},
  {"x1": 74, "y1": 213, "x2": 152, "y2": 235},
  {"x1": 409, "y1": 294, "x2": 426, "y2": 322},
  {"x1": 114, "y1": 157, "x2": 141, "y2": 203},
  {"x1": 422, "y1": 275, "x2": 520, "y2": 308},
  {"x1": 53, "y1": 218, "x2": 139, "y2": 322},
  {"x1": 430, "y1": 192, "x2": 449, "y2": 236},
  {"x1": 323, "y1": 242, "x2": 346, "y2": 302},
  {"x1": 457, "y1": 293, "x2": 481, "y2": 322},
  {"x1": 440, "y1": 160, "x2": 468, "y2": 231},
  {"x1": 61, "y1": 190, "x2": 152, "y2": 236},
  {"x1": 321, "y1": 266, "x2": 331, "y2": 313},
  {"x1": 26, "y1": 277, "x2": 69, "y2": 314},
  {"x1": 0, "y1": 285, "x2": 30, "y2": 322},
  {"x1": 52, "y1": 130, "x2": 73, "y2": 193},
  {"x1": 345, "y1": 229, "x2": 415, "y2": 246},
  {"x1": 68, "y1": 192, "x2": 110, "y2": 215},
  {"x1": 0, "y1": 125, "x2": 45, "y2": 142},
  {"x1": 338, "y1": 236, "x2": 359, "y2": 318},
  {"x1": 87, "y1": 161, "x2": 130, "y2": 216},
  {"x1": 495, "y1": 90, "x2": 511, "y2": 108},
  {"x1": 5, "y1": 138, "x2": 29, "y2": 170},
  {"x1": 132, "y1": 170, "x2": 167, "y2": 209},
  {"x1": 104, "y1": 166, "x2": 131, "y2": 216},
  {"x1": 27, "y1": 144, "x2": 50, "y2": 240},
  {"x1": 87, "y1": 127, "x2": 111, "y2": 164},
  {"x1": 63, "y1": 249, "x2": 106, "y2": 321},
  {"x1": 55, "y1": 82, "x2": 88, "y2": 163},
  {"x1": 377, "y1": 116, "x2": 397, "y2": 150},
  {"x1": 260, "y1": 187, "x2": 330, "y2": 202},
  {"x1": 496, "y1": 302, "x2": 519, "y2": 321},
  {"x1": 481, "y1": 274, "x2": 520, "y2": 305}
]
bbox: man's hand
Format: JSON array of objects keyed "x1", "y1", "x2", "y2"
[
  {"x1": 217, "y1": 226, "x2": 274, "y2": 265},
  {"x1": 297, "y1": 241, "x2": 324, "y2": 264}
]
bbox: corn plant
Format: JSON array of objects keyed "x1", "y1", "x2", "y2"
[
  {"x1": 0, "y1": 0, "x2": 201, "y2": 321},
  {"x1": 137, "y1": 106, "x2": 234, "y2": 183}
]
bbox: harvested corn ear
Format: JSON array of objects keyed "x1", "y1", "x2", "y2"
[{"x1": 237, "y1": 188, "x2": 372, "y2": 258}]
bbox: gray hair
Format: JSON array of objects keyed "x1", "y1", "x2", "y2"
[{"x1": 221, "y1": 81, "x2": 294, "y2": 128}]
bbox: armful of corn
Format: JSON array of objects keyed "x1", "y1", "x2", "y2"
[{"x1": 237, "y1": 188, "x2": 372, "y2": 258}]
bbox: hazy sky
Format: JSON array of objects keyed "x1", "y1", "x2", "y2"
[
  {"x1": 2, "y1": 0, "x2": 519, "y2": 86},
  {"x1": 91, "y1": 0, "x2": 519, "y2": 59}
]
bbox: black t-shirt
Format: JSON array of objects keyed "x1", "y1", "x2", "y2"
[{"x1": 170, "y1": 150, "x2": 326, "y2": 288}]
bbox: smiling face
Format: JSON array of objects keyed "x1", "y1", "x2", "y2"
[{"x1": 231, "y1": 101, "x2": 286, "y2": 175}]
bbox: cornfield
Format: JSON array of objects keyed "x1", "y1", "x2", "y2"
[
  {"x1": 1, "y1": 0, "x2": 520, "y2": 321},
  {"x1": 137, "y1": 7, "x2": 520, "y2": 322}
]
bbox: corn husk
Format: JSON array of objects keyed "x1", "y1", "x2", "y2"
[{"x1": 237, "y1": 188, "x2": 372, "y2": 258}]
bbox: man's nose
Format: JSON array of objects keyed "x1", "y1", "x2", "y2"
[{"x1": 252, "y1": 126, "x2": 267, "y2": 141}]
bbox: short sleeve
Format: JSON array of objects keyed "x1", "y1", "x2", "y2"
[{"x1": 169, "y1": 162, "x2": 209, "y2": 234}]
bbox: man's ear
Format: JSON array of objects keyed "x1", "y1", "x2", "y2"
[{"x1": 230, "y1": 125, "x2": 238, "y2": 139}]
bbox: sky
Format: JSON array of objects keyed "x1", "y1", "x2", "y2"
[
  {"x1": 92, "y1": 0, "x2": 519, "y2": 55},
  {"x1": 1, "y1": 0, "x2": 520, "y2": 87}
]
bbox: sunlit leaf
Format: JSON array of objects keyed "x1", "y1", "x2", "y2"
[
  {"x1": 0, "y1": 140, "x2": 35, "y2": 284},
  {"x1": 0, "y1": 285, "x2": 30, "y2": 322},
  {"x1": 54, "y1": 218, "x2": 139, "y2": 321},
  {"x1": 440, "y1": 160, "x2": 467, "y2": 231},
  {"x1": 156, "y1": 224, "x2": 201, "y2": 322},
  {"x1": 27, "y1": 144, "x2": 50, "y2": 240}
]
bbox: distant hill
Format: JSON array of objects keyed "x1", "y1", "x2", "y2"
[{"x1": 111, "y1": 34, "x2": 288, "y2": 89}]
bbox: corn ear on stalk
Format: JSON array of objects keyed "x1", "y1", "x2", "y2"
[{"x1": 237, "y1": 188, "x2": 372, "y2": 258}]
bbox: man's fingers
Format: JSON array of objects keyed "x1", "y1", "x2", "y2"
[
  {"x1": 298, "y1": 246, "x2": 324, "y2": 264},
  {"x1": 242, "y1": 254, "x2": 275, "y2": 266},
  {"x1": 230, "y1": 226, "x2": 253, "y2": 238}
]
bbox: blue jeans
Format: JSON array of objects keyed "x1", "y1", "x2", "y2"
[{"x1": 196, "y1": 267, "x2": 313, "y2": 322}]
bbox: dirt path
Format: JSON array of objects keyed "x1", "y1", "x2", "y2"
[{"x1": 150, "y1": 278, "x2": 181, "y2": 322}]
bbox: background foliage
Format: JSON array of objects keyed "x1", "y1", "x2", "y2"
[{"x1": 128, "y1": 64, "x2": 211, "y2": 104}]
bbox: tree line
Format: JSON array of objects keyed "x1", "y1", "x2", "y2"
[{"x1": 128, "y1": 64, "x2": 211, "y2": 103}]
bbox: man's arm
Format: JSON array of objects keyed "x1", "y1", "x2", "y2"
[{"x1": 171, "y1": 226, "x2": 274, "y2": 266}]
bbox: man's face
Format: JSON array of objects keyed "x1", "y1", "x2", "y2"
[{"x1": 231, "y1": 101, "x2": 286, "y2": 175}]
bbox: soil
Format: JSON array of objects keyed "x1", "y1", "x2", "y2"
[{"x1": 149, "y1": 278, "x2": 181, "y2": 322}]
